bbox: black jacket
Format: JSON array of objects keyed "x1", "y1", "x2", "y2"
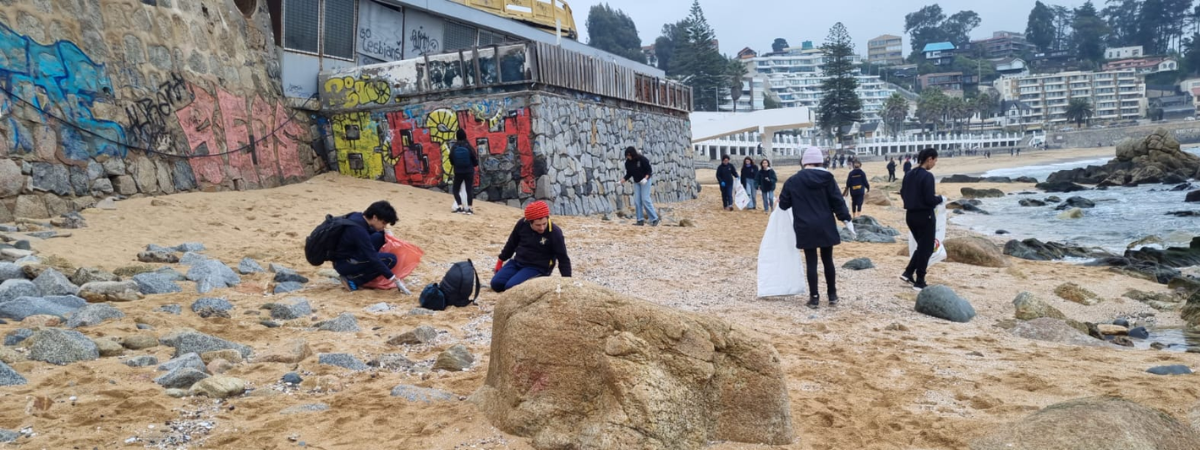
[
  {"x1": 740, "y1": 164, "x2": 758, "y2": 188},
  {"x1": 451, "y1": 140, "x2": 480, "y2": 172},
  {"x1": 900, "y1": 167, "x2": 943, "y2": 212},
  {"x1": 716, "y1": 163, "x2": 737, "y2": 186},
  {"x1": 902, "y1": 160, "x2": 912, "y2": 173},
  {"x1": 886, "y1": 160, "x2": 896, "y2": 172},
  {"x1": 779, "y1": 169, "x2": 851, "y2": 249},
  {"x1": 756, "y1": 168, "x2": 778, "y2": 192},
  {"x1": 332, "y1": 212, "x2": 394, "y2": 280},
  {"x1": 499, "y1": 218, "x2": 572, "y2": 277},
  {"x1": 623, "y1": 155, "x2": 653, "y2": 182},
  {"x1": 846, "y1": 168, "x2": 870, "y2": 194}
]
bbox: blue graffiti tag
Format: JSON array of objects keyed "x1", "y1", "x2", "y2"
[{"x1": 0, "y1": 22, "x2": 127, "y2": 160}]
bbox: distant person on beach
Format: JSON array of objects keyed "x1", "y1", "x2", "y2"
[
  {"x1": 756, "y1": 159, "x2": 778, "y2": 213},
  {"x1": 621, "y1": 146, "x2": 659, "y2": 226},
  {"x1": 779, "y1": 148, "x2": 854, "y2": 308},
  {"x1": 742, "y1": 157, "x2": 759, "y2": 210},
  {"x1": 491, "y1": 201, "x2": 571, "y2": 293},
  {"x1": 844, "y1": 161, "x2": 870, "y2": 218},
  {"x1": 450, "y1": 129, "x2": 479, "y2": 215},
  {"x1": 716, "y1": 155, "x2": 737, "y2": 211},
  {"x1": 886, "y1": 157, "x2": 897, "y2": 182},
  {"x1": 902, "y1": 157, "x2": 912, "y2": 176},
  {"x1": 330, "y1": 201, "x2": 405, "y2": 292},
  {"x1": 900, "y1": 148, "x2": 944, "y2": 291}
]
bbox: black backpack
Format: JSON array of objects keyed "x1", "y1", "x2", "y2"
[
  {"x1": 419, "y1": 260, "x2": 480, "y2": 310},
  {"x1": 450, "y1": 143, "x2": 472, "y2": 169},
  {"x1": 304, "y1": 214, "x2": 357, "y2": 266}
]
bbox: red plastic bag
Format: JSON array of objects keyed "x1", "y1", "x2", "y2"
[{"x1": 362, "y1": 234, "x2": 424, "y2": 290}]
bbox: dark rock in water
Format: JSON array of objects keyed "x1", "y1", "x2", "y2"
[
  {"x1": 1113, "y1": 318, "x2": 1130, "y2": 328},
  {"x1": 942, "y1": 174, "x2": 983, "y2": 183},
  {"x1": 1014, "y1": 176, "x2": 1038, "y2": 183},
  {"x1": 1166, "y1": 211, "x2": 1200, "y2": 217},
  {"x1": 995, "y1": 230, "x2": 1009, "y2": 235},
  {"x1": 1004, "y1": 239, "x2": 1111, "y2": 261},
  {"x1": 915, "y1": 285, "x2": 976, "y2": 323},
  {"x1": 1128, "y1": 326, "x2": 1150, "y2": 339},
  {"x1": 1045, "y1": 196, "x2": 1062, "y2": 203},
  {"x1": 1170, "y1": 183, "x2": 1194, "y2": 192},
  {"x1": 1187, "y1": 190, "x2": 1200, "y2": 203},
  {"x1": 961, "y1": 187, "x2": 1005, "y2": 199},
  {"x1": 1055, "y1": 196, "x2": 1095, "y2": 210},
  {"x1": 1146, "y1": 365, "x2": 1192, "y2": 375},
  {"x1": 842, "y1": 258, "x2": 874, "y2": 270},
  {"x1": 1018, "y1": 199, "x2": 1046, "y2": 207},
  {"x1": 1124, "y1": 237, "x2": 1200, "y2": 269},
  {"x1": 952, "y1": 209, "x2": 964, "y2": 215},
  {"x1": 984, "y1": 176, "x2": 1013, "y2": 183},
  {"x1": 1086, "y1": 256, "x2": 1179, "y2": 284},
  {"x1": 1036, "y1": 181, "x2": 1088, "y2": 193},
  {"x1": 961, "y1": 203, "x2": 990, "y2": 214}
]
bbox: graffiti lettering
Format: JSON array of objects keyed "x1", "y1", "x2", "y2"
[
  {"x1": 323, "y1": 75, "x2": 392, "y2": 109},
  {"x1": 359, "y1": 27, "x2": 404, "y2": 61},
  {"x1": 409, "y1": 27, "x2": 440, "y2": 56},
  {"x1": 125, "y1": 72, "x2": 192, "y2": 149}
]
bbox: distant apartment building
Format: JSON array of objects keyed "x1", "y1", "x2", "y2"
[
  {"x1": 920, "y1": 72, "x2": 965, "y2": 97},
  {"x1": 745, "y1": 46, "x2": 895, "y2": 121},
  {"x1": 1148, "y1": 93, "x2": 1195, "y2": 120},
  {"x1": 970, "y1": 31, "x2": 1035, "y2": 59},
  {"x1": 922, "y1": 42, "x2": 956, "y2": 66},
  {"x1": 1105, "y1": 46, "x2": 1143, "y2": 60},
  {"x1": 1179, "y1": 78, "x2": 1200, "y2": 111},
  {"x1": 994, "y1": 70, "x2": 1146, "y2": 126},
  {"x1": 867, "y1": 34, "x2": 904, "y2": 66},
  {"x1": 1102, "y1": 57, "x2": 1177, "y2": 75},
  {"x1": 719, "y1": 75, "x2": 768, "y2": 112},
  {"x1": 737, "y1": 47, "x2": 758, "y2": 60}
]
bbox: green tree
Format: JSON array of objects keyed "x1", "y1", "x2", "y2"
[
  {"x1": 1051, "y1": 5, "x2": 1074, "y2": 51},
  {"x1": 771, "y1": 38, "x2": 789, "y2": 53},
  {"x1": 653, "y1": 20, "x2": 687, "y2": 74},
  {"x1": 943, "y1": 10, "x2": 982, "y2": 47},
  {"x1": 586, "y1": 4, "x2": 646, "y2": 63},
  {"x1": 882, "y1": 93, "x2": 910, "y2": 136},
  {"x1": 763, "y1": 93, "x2": 782, "y2": 109},
  {"x1": 974, "y1": 92, "x2": 997, "y2": 130},
  {"x1": 1184, "y1": 33, "x2": 1200, "y2": 75},
  {"x1": 905, "y1": 4, "x2": 947, "y2": 56},
  {"x1": 1027, "y1": 1, "x2": 1056, "y2": 52},
  {"x1": 670, "y1": 1, "x2": 729, "y2": 112},
  {"x1": 1065, "y1": 97, "x2": 1094, "y2": 127},
  {"x1": 1073, "y1": 2, "x2": 1109, "y2": 63},
  {"x1": 1102, "y1": 0, "x2": 1141, "y2": 47},
  {"x1": 916, "y1": 88, "x2": 948, "y2": 132},
  {"x1": 1137, "y1": 0, "x2": 1168, "y2": 54},
  {"x1": 816, "y1": 22, "x2": 863, "y2": 143}
]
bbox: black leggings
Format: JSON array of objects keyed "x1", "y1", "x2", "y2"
[
  {"x1": 453, "y1": 172, "x2": 474, "y2": 207},
  {"x1": 851, "y1": 192, "x2": 864, "y2": 213},
  {"x1": 904, "y1": 210, "x2": 937, "y2": 281},
  {"x1": 803, "y1": 246, "x2": 836, "y2": 298}
]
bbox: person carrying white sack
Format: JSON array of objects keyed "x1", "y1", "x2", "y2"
[{"x1": 778, "y1": 147, "x2": 856, "y2": 309}]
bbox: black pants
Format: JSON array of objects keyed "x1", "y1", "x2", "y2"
[
  {"x1": 887, "y1": 169, "x2": 896, "y2": 182},
  {"x1": 720, "y1": 183, "x2": 733, "y2": 208},
  {"x1": 453, "y1": 172, "x2": 474, "y2": 207},
  {"x1": 850, "y1": 192, "x2": 864, "y2": 213},
  {"x1": 904, "y1": 209, "x2": 937, "y2": 282},
  {"x1": 803, "y1": 247, "x2": 836, "y2": 298}
]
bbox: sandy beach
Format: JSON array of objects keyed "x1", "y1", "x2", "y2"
[{"x1": 2, "y1": 144, "x2": 1196, "y2": 450}]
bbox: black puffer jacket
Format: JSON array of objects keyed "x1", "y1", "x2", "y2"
[{"x1": 779, "y1": 168, "x2": 851, "y2": 249}]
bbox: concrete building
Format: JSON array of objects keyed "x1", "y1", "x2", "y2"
[
  {"x1": 992, "y1": 57, "x2": 1029, "y2": 76},
  {"x1": 1102, "y1": 57, "x2": 1177, "y2": 75},
  {"x1": 922, "y1": 42, "x2": 956, "y2": 66},
  {"x1": 1105, "y1": 46, "x2": 1144, "y2": 60},
  {"x1": 1149, "y1": 94, "x2": 1195, "y2": 120},
  {"x1": 1179, "y1": 78, "x2": 1200, "y2": 111},
  {"x1": 970, "y1": 31, "x2": 1035, "y2": 59},
  {"x1": 867, "y1": 35, "x2": 904, "y2": 66},
  {"x1": 745, "y1": 47, "x2": 895, "y2": 120},
  {"x1": 994, "y1": 70, "x2": 1146, "y2": 126},
  {"x1": 919, "y1": 72, "x2": 965, "y2": 97}
]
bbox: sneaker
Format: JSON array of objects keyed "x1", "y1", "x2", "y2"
[
  {"x1": 453, "y1": 207, "x2": 463, "y2": 214},
  {"x1": 828, "y1": 297, "x2": 839, "y2": 307},
  {"x1": 634, "y1": 221, "x2": 645, "y2": 226},
  {"x1": 899, "y1": 274, "x2": 915, "y2": 285},
  {"x1": 650, "y1": 219, "x2": 660, "y2": 227},
  {"x1": 806, "y1": 296, "x2": 820, "y2": 309},
  {"x1": 339, "y1": 276, "x2": 358, "y2": 292},
  {"x1": 912, "y1": 281, "x2": 928, "y2": 291},
  {"x1": 465, "y1": 208, "x2": 474, "y2": 215}
]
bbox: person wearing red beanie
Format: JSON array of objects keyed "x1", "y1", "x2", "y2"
[{"x1": 491, "y1": 201, "x2": 572, "y2": 292}]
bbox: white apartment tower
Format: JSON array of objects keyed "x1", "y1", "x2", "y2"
[
  {"x1": 993, "y1": 70, "x2": 1146, "y2": 125},
  {"x1": 742, "y1": 46, "x2": 895, "y2": 121}
]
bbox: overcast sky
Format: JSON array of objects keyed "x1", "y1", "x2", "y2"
[{"x1": 572, "y1": 0, "x2": 1093, "y2": 57}]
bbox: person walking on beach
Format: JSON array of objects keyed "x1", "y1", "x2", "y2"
[
  {"x1": 902, "y1": 157, "x2": 912, "y2": 176},
  {"x1": 886, "y1": 157, "x2": 897, "y2": 182},
  {"x1": 741, "y1": 157, "x2": 759, "y2": 210},
  {"x1": 716, "y1": 155, "x2": 737, "y2": 211},
  {"x1": 450, "y1": 129, "x2": 479, "y2": 215},
  {"x1": 844, "y1": 160, "x2": 870, "y2": 218},
  {"x1": 621, "y1": 146, "x2": 659, "y2": 226},
  {"x1": 900, "y1": 148, "x2": 943, "y2": 291},
  {"x1": 491, "y1": 201, "x2": 571, "y2": 292},
  {"x1": 779, "y1": 148, "x2": 855, "y2": 308},
  {"x1": 756, "y1": 159, "x2": 778, "y2": 213}
]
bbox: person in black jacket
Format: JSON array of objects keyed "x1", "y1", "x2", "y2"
[
  {"x1": 332, "y1": 201, "x2": 406, "y2": 292},
  {"x1": 902, "y1": 157, "x2": 912, "y2": 176},
  {"x1": 621, "y1": 146, "x2": 659, "y2": 226},
  {"x1": 779, "y1": 148, "x2": 855, "y2": 308},
  {"x1": 740, "y1": 157, "x2": 759, "y2": 210},
  {"x1": 843, "y1": 161, "x2": 870, "y2": 218},
  {"x1": 755, "y1": 159, "x2": 778, "y2": 213},
  {"x1": 886, "y1": 157, "x2": 897, "y2": 182},
  {"x1": 715, "y1": 155, "x2": 738, "y2": 211},
  {"x1": 491, "y1": 201, "x2": 572, "y2": 292},
  {"x1": 450, "y1": 129, "x2": 480, "y2": 215},
  {"x1": 900, "y1": 148, "x2": 944, "y2": 291}
]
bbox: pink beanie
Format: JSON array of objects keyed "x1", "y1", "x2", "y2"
[{"x1": 802, "y1": 148, "x2": 824, "y2": 166}]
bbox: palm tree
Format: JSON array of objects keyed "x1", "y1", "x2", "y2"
[
  {"x1": 1065, "y1": 98, "x2": 1094, "y2": 128},
  {"x1": 916, "y1": 88, "x2": 948, "y2": 133},
  {"x1": 882, "y1": 93, "x2": 909, "y2": 137},
  {"x1": 946, "y1": 96, "x2": 967, "y2": 133},
  {"x1": 726, "y1": 56, "x2": 748, "y2": 112},
  {"x1": 973, "y1": 93, "x2": 996, "y2": 131}
]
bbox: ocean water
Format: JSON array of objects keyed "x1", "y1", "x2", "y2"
[{"x1": 950, "y1": 148, "x2": 1200, "y2": 254}]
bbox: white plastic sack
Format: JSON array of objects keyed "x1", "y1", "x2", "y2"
[
  {"x1": 733, "y1": 180, "x2": 750, "y2": 210},
  {"x1": 757, "y1": 207, "x2": 807, "y2": 298},
  {"x1": 907, "y1": 202, "x2": 948, "y2": 266},
  {"x1": 450, "y1": 183, "x2": 469, "y2": 212}
]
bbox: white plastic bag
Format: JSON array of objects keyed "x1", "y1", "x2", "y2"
[
  {"x1": 757, "y1": 207, "x2": 807, "y2": 298},
  {"x1": 450, "y1": 183, "x2": 469, "y2": 212},
  {"x1": 907, "y1": 203, "x2": 948, "y2": 266},
  {"x1": 733, "y1": 180, "x2": 750, "y2": 210}
]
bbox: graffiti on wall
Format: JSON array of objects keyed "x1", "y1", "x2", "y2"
[
  {"x1": 330, "y1": 98, "x2": 534, "y2": 198},
  {"x1": 125, "y1": 72, "x2": 192, "y2": 149},
  {"x1": 0, "y1": 23, "x2": 127, "y2": 160},
  {"x1": 323, "y1": 75, "x2": 392, "y2": 109}
]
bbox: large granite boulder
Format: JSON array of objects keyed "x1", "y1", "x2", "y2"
[
  {"x1": 472, "y1": 279, "x2": 794, "y2": 449},
  {"x1": 961, "y1": 187, "x2": 1005, "y2": 199},
  {"x1": 1046, "y1": 129, "x2": 1200, "y2": 187},
  {"x1": 970, "y1": 396, "x2": 1200, "y2": 450}
]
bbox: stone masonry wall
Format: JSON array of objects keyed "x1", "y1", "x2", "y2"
[
  {"x1": 0, "y1": 0, "x2": 320, "y2": 221},
  {"x1": 530, "y1": 92, "x2": 695, "y2": 216},
  {"x1": 1049, "y1": 120, "x2": 1200, "y2": 150}
]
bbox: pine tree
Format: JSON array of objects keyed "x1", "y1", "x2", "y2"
[
  {"x1": 1072, "y1": 2, "x2": 1109, "y2": 63},
  {"x1": 1027, "y1": 1, "x2": 1056, "y2": 52},
  {"x1": 586, "y1": 4, "x2": 646, "y2": 63},
  {"x1": 670, "y1": 1, "x2": 728, "y2": 112},
  {"x1": 816, "y1": 22, "x2": 863, "y2": 143}
]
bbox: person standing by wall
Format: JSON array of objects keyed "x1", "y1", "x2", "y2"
[
  {"x1": 716, "y1": 155, "x2": 737, "y2": 211},
  {"x1": 900, "y1": 148, "x2": 943, "y2": 291},
  {"x1": 843, "y1": 160, "x2": 870, "y2": 218},
  {"x1": 621, "y1": 146, "x2": 660, "y2": 226},
  {"x1": 756, "y1": 159, "x2": 778, "y2": 213},
  {"x1": 449, "y1": 129, "x2": 479, "y2": 215},
  {"x1": 741, "y1": 157, "x2": 759, "y2": 210},
  {"x1": 779, "y1": 148, "x2": 855, "y2": 308}
]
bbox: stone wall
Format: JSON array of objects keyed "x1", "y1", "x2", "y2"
[
  {"x1": 1048, "y1": 120, "x2": 1200, "y2": 150},
  {"x1": 0, "y1": 0, "x2": 320, "y2": 221}
]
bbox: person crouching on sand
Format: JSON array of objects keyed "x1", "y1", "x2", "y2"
[
  {"x1": 331, "y1": 201, "x2": 408, "y2": 293},
  {"x1": 779, "y1": 148, "x2": 856, "y2": 308},
  {"x1": 491, "y1": 201, "x2": 572, "y2": 292}
]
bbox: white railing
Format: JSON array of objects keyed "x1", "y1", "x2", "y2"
[{"x1": 692, "y1": 131, "x2": 1041, "y2": 160}]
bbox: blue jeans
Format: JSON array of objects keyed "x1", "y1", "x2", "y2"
[
  {"x1": 762, "y1": 190, "x2": 775, "y2": 212},
  {"x1": 490, "y1": 260, "x2": 548, "y2": 292},
  {"x1": 720, "y1": 183, "x2": 733, "y2": 208},
  {"x1": 633, "y1": 179, "x2": 659, "y2": 222},
  {"x1": 743, "y1": 179, "x2": 757, "y2": 209}
]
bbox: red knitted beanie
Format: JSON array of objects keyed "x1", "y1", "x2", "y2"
[{"x1": 524, "y1": 201, "x2": 550, "y2": 221}]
